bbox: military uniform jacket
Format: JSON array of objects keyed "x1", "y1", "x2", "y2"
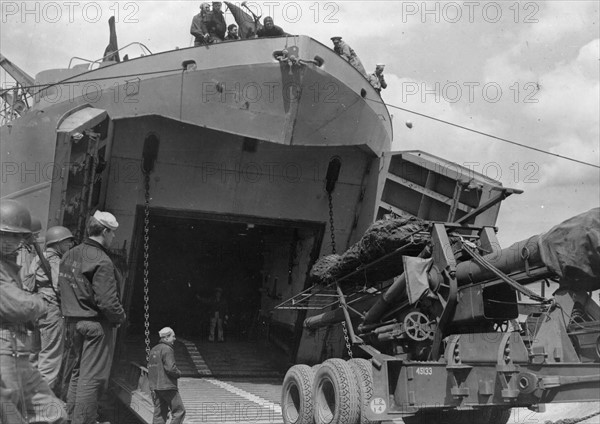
[
  {"x1": 28, "y1": 247, "x2": 61, "y2": 306},
  {"x1": 0, "y1": 257, "x2": 47, "y2": 355},
  {"x1": 59, "y1": 238, "x2": 126, "y2": 324},
  {"x1": 148, "y1": 342, "x2": 181, "y2": 391}
]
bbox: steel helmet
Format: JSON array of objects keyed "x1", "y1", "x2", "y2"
[
  {"x1": 31, "y1": 217, "x2": 42, "y2": 234},
  {"x1": 46, "y1": 226, "x2": 74, "y2": 245},
  {"x1": 0, "y1": 199, "x2": 32, "y2": 234}
]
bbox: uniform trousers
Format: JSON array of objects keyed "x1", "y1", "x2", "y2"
[
  {"x1": 29, "y1": 303, "x2": 64, "y2": 391},
  {"x1": 62, "y1": 319, "x2": 113, "y2": 424},
  {"x1": 151, "y1": 390, "x2": 185, "y2": 424},
  {"x1": 0, "y1": 354, "x2": 66, "y2": 424}
]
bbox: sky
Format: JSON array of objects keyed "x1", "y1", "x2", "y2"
[{"x1": 1, "y1": 0, "x2": 599, "y2": 247}]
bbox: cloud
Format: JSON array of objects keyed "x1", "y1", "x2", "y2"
[{"x1": 527, "y1": 1, "x2": 597, "y2": 43}]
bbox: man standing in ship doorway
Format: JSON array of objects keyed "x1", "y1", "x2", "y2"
[
  {"x1": 208, "y1": 287, "x2": 228, "y2": 342},
  {"x1": 148, "y1": 327, "x2": 185, "y2": 424},
  {"x1": 28, "y1": 226, "x2": 75, "y2": 394},
  {"x1": 59, "y1": 210, "x2": 126, "y2": 424},
  {"x1": 0, "y1": 199, "x2": 67, "y2": 424}
]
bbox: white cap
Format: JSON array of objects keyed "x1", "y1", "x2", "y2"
[
  {"x1": 159, "y1": 327, "x2": 174, "y2": 338},
  {"x1": 93, "y1": 210, "x2": 119, "y2": 230},
  {"x1": 376, "y1": 63, "x2": 385, "y2": 67}
]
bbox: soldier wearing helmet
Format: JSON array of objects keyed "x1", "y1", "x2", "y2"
[
  {"x1": 0, "y1": 199, "x2": 67, "y2": 424},
  {"x1": 16, "y1": 215, "x2": 42, "y2": 286},
  {"x1": 28, "y1": 226, "x2": 75, "y2": 392}
]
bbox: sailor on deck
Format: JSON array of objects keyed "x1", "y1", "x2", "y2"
[
  {"x1": 191, "y1": 2, "x2": 212, "y2": 46},
  {"x1": 256, "y1": 16, "x2": 285, "y2": 37},
  {"x1": 225, "y1": 24, "x2": 240, "y2": 40},
  {"x1": 331, "y1": 36, "x2": 367, "y2": 76},
  {"x1": 368, "y1": 63, "x2": 388, "y2": 94},
  {"x1": 208, "y1": 1, "x2": 227, "y2": 42}
]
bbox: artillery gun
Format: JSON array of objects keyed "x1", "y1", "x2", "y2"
[{"x1": 278, "y1": 206, "x2": 600, "y2": 424}]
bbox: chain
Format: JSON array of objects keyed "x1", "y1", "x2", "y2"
[
  {"x1": 143, "y1": 172, "x2": 151, "y2": 363},
  {"x1": 327, "y1": 191, "x2": 336, "y2": 254},
  {"x1": 341, "y1": 320, "x2": 353, "y2": 359},
  {"x1": 328, "y1": 186, "x2": 350, "y2": 357}
]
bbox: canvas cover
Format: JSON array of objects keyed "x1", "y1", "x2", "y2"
[{"x1": 538, "y1": 208, "x2": 600, "y2": 292}]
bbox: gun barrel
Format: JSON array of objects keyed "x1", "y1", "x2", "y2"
[{"x1": 455, "y1": 235, "x2": 543, "y2": 284}]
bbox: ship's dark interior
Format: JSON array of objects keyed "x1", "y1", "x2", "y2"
[
  {"x1": 121, "y1": 211, "x2": 318, "y2": 376},
  {"x1": 129, "y1": 213, "x2": 280, "y2": 340}
]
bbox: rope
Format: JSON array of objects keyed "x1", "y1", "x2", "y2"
[{"x1": 545, "y1": 410, "x2": 600, "y2": 424}]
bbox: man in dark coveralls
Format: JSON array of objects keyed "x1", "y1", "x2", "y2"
[
  {"x1": 0, "y1": 199, "x2": 66, "y2": 424},
  {"x1": 148, "y1": 327, "x2": 185, "y2": 424},
  {"x1": 256, "y1": 16, "x2": 285, "y2": 37},
  {"x1": 59, "y1": 210, "x2": 126, "y2": 424},
  {"x1": 208, "y1": 1, "x2": 227, "y2": 42}
]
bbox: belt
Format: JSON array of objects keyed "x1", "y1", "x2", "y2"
[
  {"x1": 36, "y1": 281, "x2": 54, "y2": 289},
  {"x1": 63, "y1": 316, "x2": 102, "y2": 323}
]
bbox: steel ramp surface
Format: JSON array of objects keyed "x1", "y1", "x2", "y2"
[
  {"x1": 179, "y1": 377, "x2": 283, "y2": 424},
  {"x1": 113, "y1": 336, "x2": 286, "y2": 424},
  {"x1": 120, "y1": 336, "x2": 287, "y2": 378}
]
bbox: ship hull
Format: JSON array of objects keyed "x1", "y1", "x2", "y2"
[{"x1": 30, "y1": 36, "x2": 391, "y2": 153}]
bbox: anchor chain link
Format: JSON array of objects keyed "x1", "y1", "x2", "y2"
[
  {"x1": 143, "y1": 172, "x2": 151, "y2": 363},
  {"x1": 327, "y1": 190, "x2": 352, "y2": 358},
  {"x1": 341, "y1": 320, "x2": 353, "y2": 359},
  {"x1": 327, "y1": 191, "x2": 336, "y2": 255}
]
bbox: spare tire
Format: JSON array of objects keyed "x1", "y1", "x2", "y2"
[
  {"x1": 313, "y1": 358, "x2": 360, "y2": 424},
  {"x1": 282, "y1": 364, "x2": 316, "y2": 424}
]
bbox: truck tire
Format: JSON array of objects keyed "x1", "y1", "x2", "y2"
[
  {"x1": 348, "y1": 358, "x2": 380, "y2": 424},
  {"x1": 313, "y1": 358, "x2": 360, "y2": 424},
  {"x1": 282, "y1": 364, "x2": 316, "y2": 424}
]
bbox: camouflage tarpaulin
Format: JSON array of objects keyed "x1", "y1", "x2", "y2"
[
  {"x1": 538, "y1": 207, "x2": 600, "y2": 292},
  {"x1": 310, "y1": 217, "x2": 429, "y2": 285}
]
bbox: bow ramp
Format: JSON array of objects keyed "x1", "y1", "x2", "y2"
[{"x1": 112, "y1": 337, "x2": 287, "y2": 423}]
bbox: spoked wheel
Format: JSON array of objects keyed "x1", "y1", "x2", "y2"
[
  {"x1": 404, "y1": 311, "x2": 435, "y2": 341},
  {"x1": 313, "y1": 358, "x2": 360, "y2": 424},
  {"x1": 281, "y1": 364, "x2": 316, "y2": 424}
]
